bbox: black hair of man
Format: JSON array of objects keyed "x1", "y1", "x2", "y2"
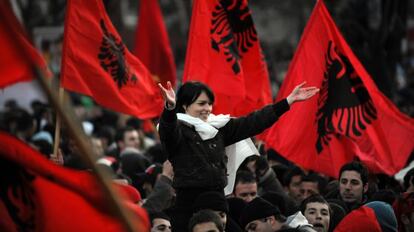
[
  {"x1": 302, "y1": 172, "x2": 328, "y2": 194},
  {"x1": 115, "y1": 126, "x2": 137, "y2": 143},
  {"x1": 403, "y1": 167, "x2": 414, "y2": 191},
  {"x1": 299, "y1": 194, "x2": 330, "y2": 214},
  {"x1": 338, "y1": 161, "x2": 369, "y2": 186},
  {"x1": 149, "y1": 211, "x2": 171, "y2": 225},
  {"x1": 176, "y1": 81, "x2": 215, "y2": 114},
  {"x1": 234, "y1": 170, "x2": 257, "y2": 186},
  {"x1": 188, "y1": 209, "x2": 224, "y2": 232},
  {"x1": 283, "y1": 166, "x2": 305, "y2": 187}
]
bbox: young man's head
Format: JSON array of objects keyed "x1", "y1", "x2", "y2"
[
  {"x1": 193, "y1": 191, "x2": 229, "y2": 228},
  {"x1": 115, "y1": 126, "x2": 141, "y2": 152},
  {"x1": 240, "y1": 197, "x2": 286, "y2": 232},
  {"x1": 300, "y1": 173, "x2": 326, "y2": 201},
  {"x1": 283, "y1": 166, "x2": 305, "y2": 203},
  {"x1": 189, "y1": 209, "x2": 224, "y2": 232},
  {"x1": 300, "y1": 195, "x2": 330, "y2": 232},
  {"x1": 234, "y1": 170, "x2": 258, "y2": 203},
  {"x1": 338, "y1": 161, "x2": 369, "y2": 205},
  {"x1": 149, "y1": 211, "x2": 171, "y2": 232}
]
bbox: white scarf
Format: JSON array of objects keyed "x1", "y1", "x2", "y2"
[{"x1": 177, "y1": 113, "x2": 259, "y2": 195}]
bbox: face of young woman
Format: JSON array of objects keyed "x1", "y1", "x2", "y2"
[{"x1": 183, "y1": 91, "x2": 213, "y2": 122}]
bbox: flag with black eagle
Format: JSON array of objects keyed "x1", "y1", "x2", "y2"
[
  {"x1": 183, "y1": 0, "x2": 272, "y2": 116},
  {"x1": 264, "y1": 0, "x2": 414, "y2": 177}
]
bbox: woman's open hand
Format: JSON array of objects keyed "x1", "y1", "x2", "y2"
[
  {"x1": 286, "y1": 81, "x2": 319, "y2": 105},
  {"x1": 158, "y1": 81, "x2": 176, "y2": 109}
]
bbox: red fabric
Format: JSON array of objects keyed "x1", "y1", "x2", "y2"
[
  {"x1": 0, "y1": 132, "x2": 150, "y2": 232},
  {"x1": 264, "y1": 0, "x2": 414, "y2": 177},
  {"x1": 61, "y1": 0, "x2": 163, "y2": 119},
  {"x1": 183, "y1": 0, "x2": 272, "y2": 116},
  {"x1": 134, "y1": 0, "x2": 176, "y2": 88},
  {"x1": 334, "y1": 206, "x2": 381, "y2": 232},
  {"x1": 0, "y1": 1, "x2": 49, "y2": 88}
]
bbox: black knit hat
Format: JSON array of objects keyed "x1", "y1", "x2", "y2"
[
  {"x1": 239, "y1": 197, "x2": 281, "y2": 229},
  {"x1": 193, "y1": 191, "x2": 229, "y2": 213}
]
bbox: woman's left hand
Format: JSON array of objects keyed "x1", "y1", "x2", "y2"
[{"x1": 286, "y1": 81, "x2": 319, "y2": 105}]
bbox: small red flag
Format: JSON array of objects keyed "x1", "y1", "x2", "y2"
[
  {"x1": 61, "y1": 0, "x2": 163, "y2": 119},
  {"x1": 0, "y1": 1, "x2": 49, "y2": 88},
  {"x1": 0, "y1": 132, "x2": 149, "y2": 232},
  {"x1": 264, "y1": 0, "x2": 414, "y2": 177},
  {"x1": 134, "y1": 0, "x2": 177, "y2": 88},
  {"x1": 183, "y1": 0, "x2": 272, "y2": 116}
]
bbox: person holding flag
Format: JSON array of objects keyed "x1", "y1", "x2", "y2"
[{"x1": 157, "y1": 81, "x2": 319, "y2": 231}]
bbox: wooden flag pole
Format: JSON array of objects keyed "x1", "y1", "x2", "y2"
[
  {"x1": 52, "y1": 87, "x2": 64, "y2": 157},
  {"x1": 34, "y1": 69, "x2": 140, "y2": 232}
]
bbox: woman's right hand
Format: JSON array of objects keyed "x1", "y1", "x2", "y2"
[{"x1": 158, "y1": 81, "x2": 176, "y2": 109}]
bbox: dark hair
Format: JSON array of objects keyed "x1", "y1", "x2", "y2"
[
  {"x1": 176, "y1": 81, "x2": 215, "y2": 113},
  {"x1": 300, "y1": 194, "x2": 329, "y2": 214},
  {"x1": 235, "y1": 170, "x2": 257, "y2": 186},
  {"x1": 149, "y1": 211, "x2": 170, "y2": 225},
  {"x1": 188, "y1": 209, "x2": 224, "y2": 232},
  {"x1": 403, "y1": 167, "x2": 414, "y2": 190},
  {"x1": 339, "y1": 161, "x2": 369, "y2": 185},
  {"x1": 283, "y1": 166, "x2": 304, "y2": 187},
  {"x1": 302, "y1": 172, "x2": 328, "y2": 194},
  {"x1": 115, "y1": 126, "x2": 137, "y2": 142}
]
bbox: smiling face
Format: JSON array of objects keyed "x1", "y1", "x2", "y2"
[
  {"x1": 183, "y1": 91, "x2": 213, "y2": 122},
  {"x1": 304, "y1": 202, "x2": 330, "y2": 232}
]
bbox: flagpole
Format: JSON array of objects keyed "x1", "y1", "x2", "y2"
[
  {"x1": 52, "y1": 87, "x2": 64, "y2": 156},
  {"x1": 34, "y1": 69, "x2": 140, "y2": 232}
]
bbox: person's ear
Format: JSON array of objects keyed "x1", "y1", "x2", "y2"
[{"x1": 363, "y1": 183, "x2": 368, "y2": 193}]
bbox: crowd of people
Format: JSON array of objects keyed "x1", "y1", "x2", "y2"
[{"x1": 0, "y1": 80, "x2": 413, "y2": 232}]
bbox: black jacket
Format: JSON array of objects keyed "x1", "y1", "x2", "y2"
[{"x1": 159, "y1": 99, "x2": 290, "y2": 190}]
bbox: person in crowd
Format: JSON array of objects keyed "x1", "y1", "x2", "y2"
[
  {"x1": 233, "y1": 170, "x2": 258, "y2": 203},
  {"x1": 325, "y1": 199, "x2": 347, "y2": 232},
  {"x1": 150, "y1": 211, "x2": 172, "y2": 232},
  {"x1": 393, "y1": 192, "x2": 414, "y2": 232},
  {"x1": 115, "y1": 126, "x2": 142, "y2": 154},
  {"x1": 403, "y1": 167, "x2": 414, "y2": 193},
  {"x1": 240, "y1": 197, "x2": 287, "y2": 232},
  {"x1": 337, "y1": 161, "x2": 369, "y2": 211},
  {"x1": 189, "y1": 209, "x2": 224, "y2": 232},
  {"x1": 158, "y1": 80, "x2": 319, "y2": 231},
  {"x1": 192, "y1": 191, "x2": 243, "y2": 232},
  {"x1": 365, "y1": 201, "x2": 398, "y2": 232},
  {"x1": 283, "y1": 166, "x2": 305, "y2": 204},
  {"x1": 143, "y1": 160, "x2": 176, "y2": 213},
  {"x1": 300, "y1": 173, "x2": 326, "y2": 201},
  {"x1": 300, "y1": 195, "x2": 330, "y2": 232}
]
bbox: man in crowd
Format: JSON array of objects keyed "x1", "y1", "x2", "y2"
[
  {"x1": 300, "y1": 195, "x2": 330, "y2": 232},
  {"x1": 240, "y1": 197, "x2": 287, "y2": 232},
  {"x1": 283, "y1": 166, "x2": 305, "y2": 204},
  {"x1": 234, "y1": 170, "x2": 258, "y2": 203},
  {"x1": 149, "y1": 211, "x2": 172, "y2": 232},
  {"x1": 338, "y1": 161, "x2": 369, "y2": 211},
  {"x1": 188, "y1": 209, "x2": 224, "y2": 232}
]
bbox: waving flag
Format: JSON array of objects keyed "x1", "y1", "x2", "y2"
[
  {"x1": 0, "y1": 1, "x2": 49, "y2": 88},
  {"x1": 61, "y1": 0, "x2": 163, "y2": 119},
  {"x1": 0, "y1": 132, "x2": 149, "y2": 232},
  {"x1": 264, "y1": 0, "x2": 414, "y2": 177},
  {"x1": 134, "y1": 0, "x2": 176, "y2": 88},
  {"x1": 183, "y1": 0, "x2": 272, "y2": 116}
]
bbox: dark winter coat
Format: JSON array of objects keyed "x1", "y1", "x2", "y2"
[{"x1": 159, "y1": 99, "x2": 290, "y2": 190}]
